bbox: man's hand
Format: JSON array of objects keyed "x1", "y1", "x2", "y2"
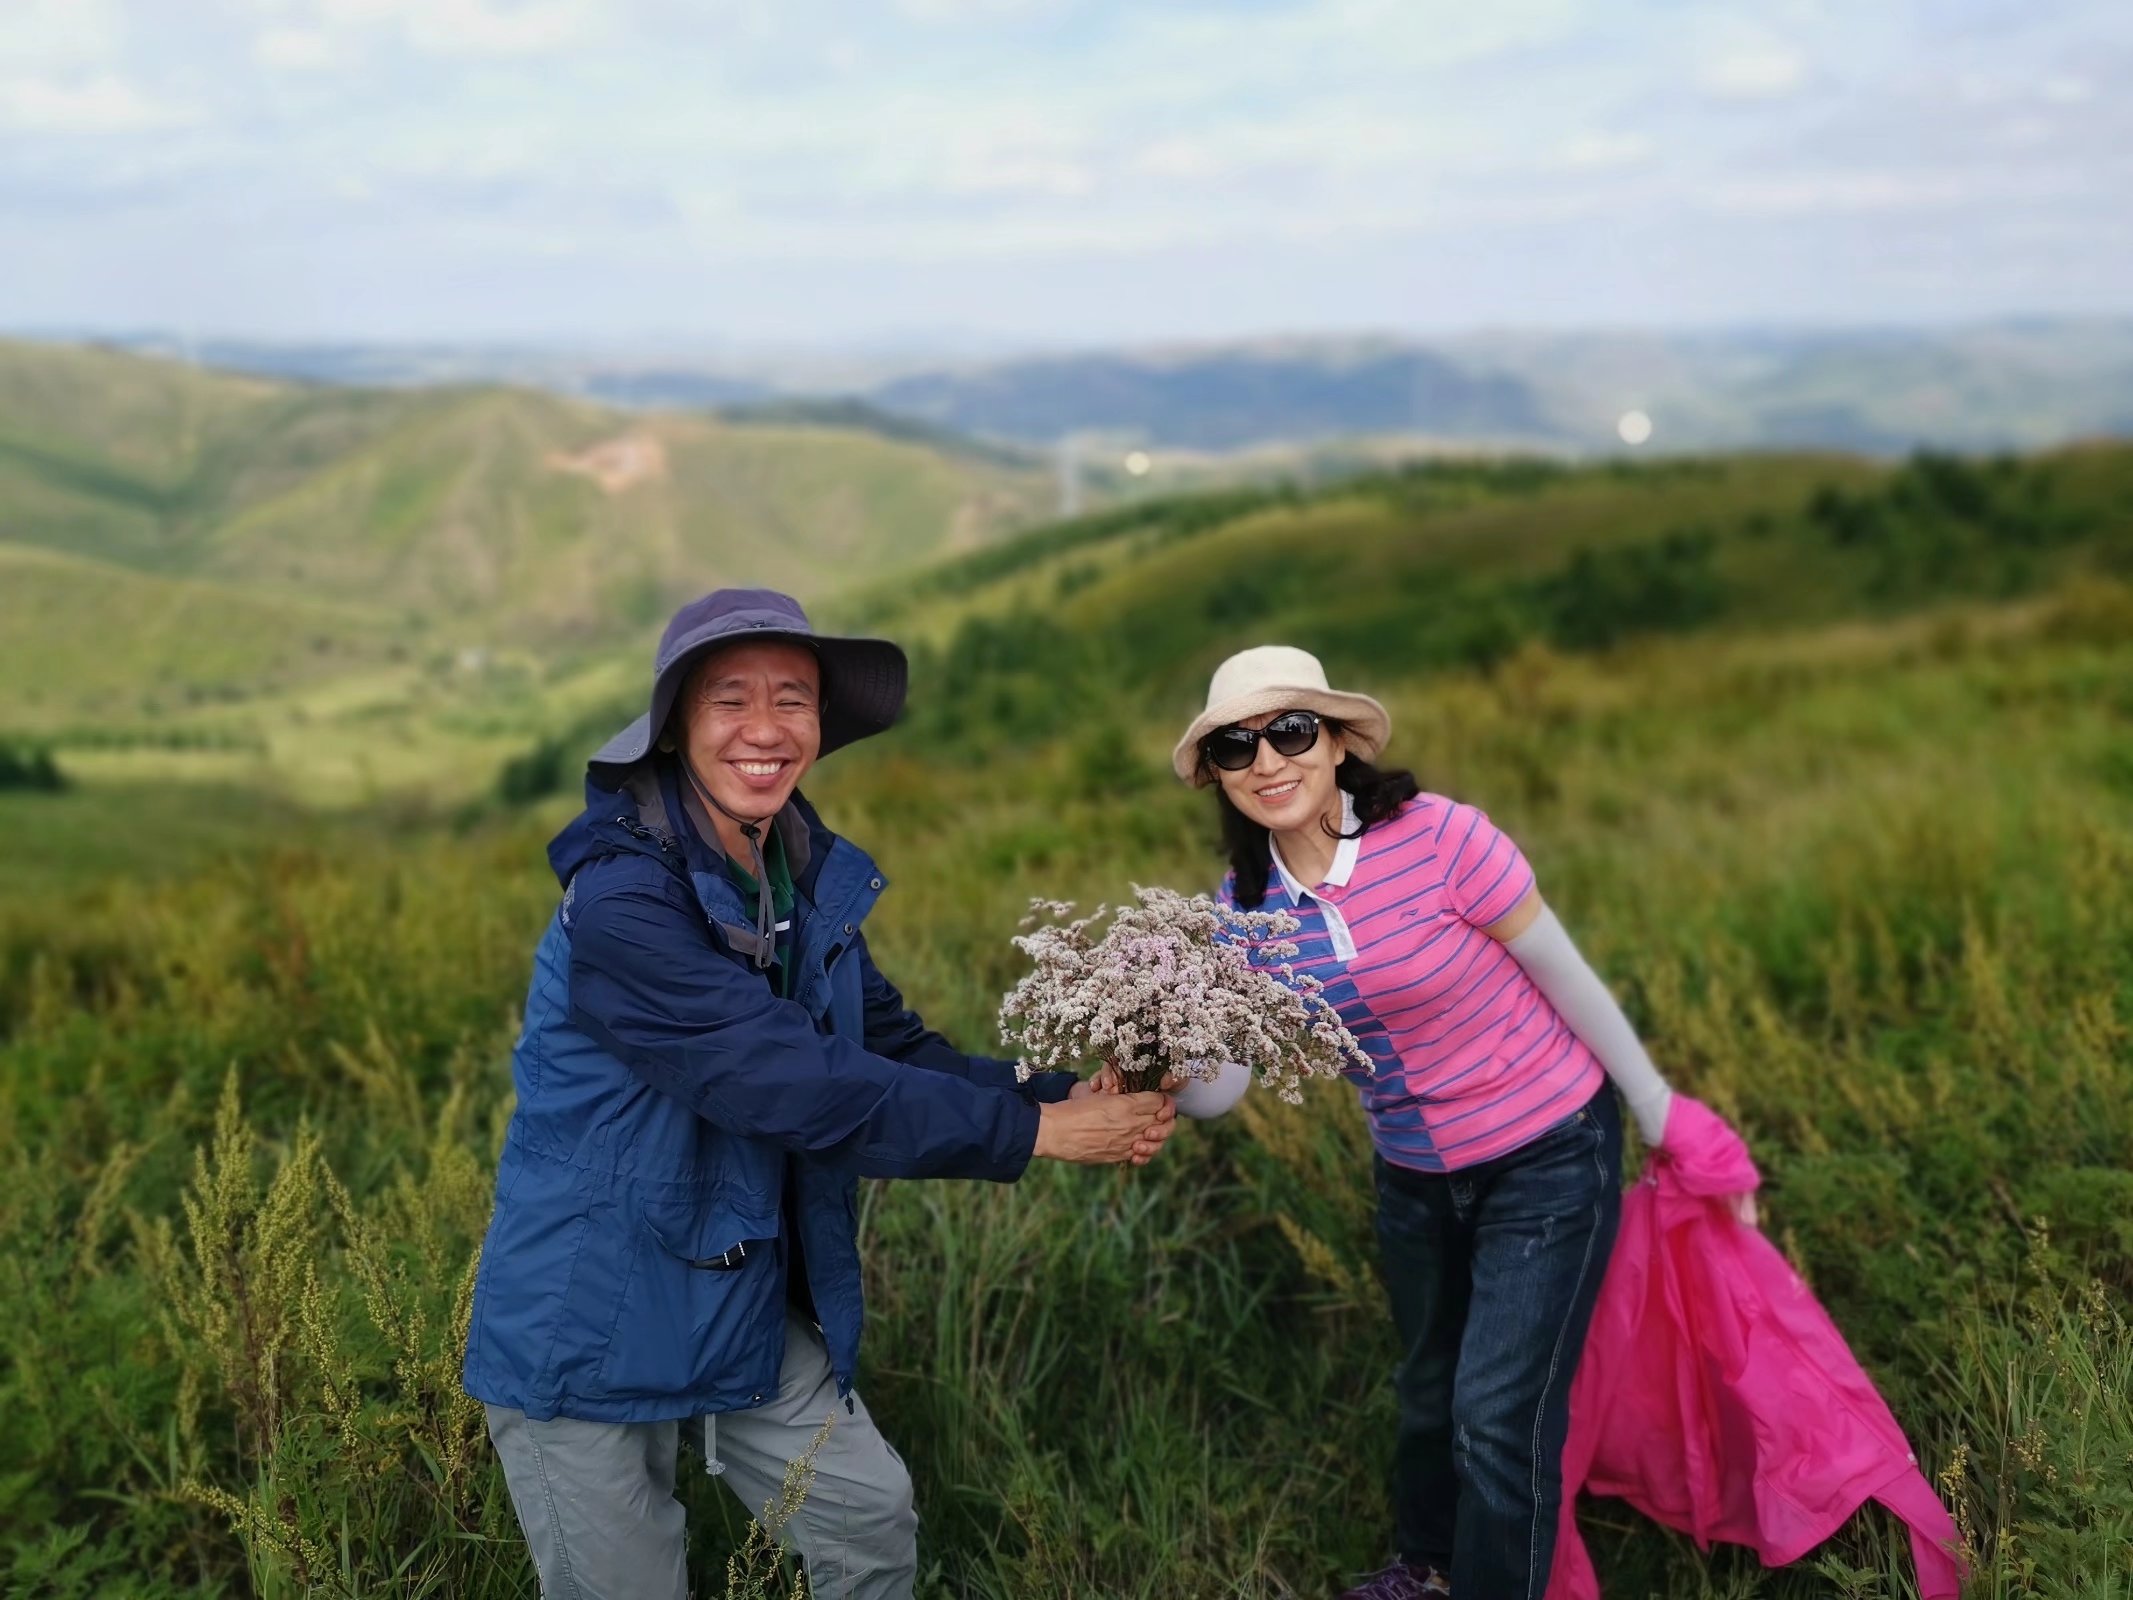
[{"x1": 1034, "y1": 1091, "x2": 1178, "y2": 1166}]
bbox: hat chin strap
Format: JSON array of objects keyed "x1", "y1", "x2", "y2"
[{"x1": 678, "y1": 754, "x2": 779, "y2": 972}]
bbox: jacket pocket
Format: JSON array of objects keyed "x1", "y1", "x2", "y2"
[
  {"x1": 642, "y1": 1194, "x2": 779, "y2": 1268},
  {"x1": 593, "y1": 1193, "x2": 783, "y2": 1407}
]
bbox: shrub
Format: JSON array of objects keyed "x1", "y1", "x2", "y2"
[{"x1": 0, "y1": 743, "x2": 66, "y2": 792}]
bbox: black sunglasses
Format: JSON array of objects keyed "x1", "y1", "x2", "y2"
[{"x1": 1202, "y1": 710, "x2": 1324, "y2": 772}]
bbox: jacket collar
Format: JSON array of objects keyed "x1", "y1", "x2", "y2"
[
  {"x1": 553, "y1": 759, "x2": 880, "y2": 985},
  {"x1": 648, "y1": 758, "x2": 816, "y2": 886}
]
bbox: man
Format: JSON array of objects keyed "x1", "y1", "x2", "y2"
[{"x1": 462, "y1": 588, "x2": 1175, "y2": 1599}]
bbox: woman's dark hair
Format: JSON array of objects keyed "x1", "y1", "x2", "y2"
[{"x1": 1209, "y1": 718, "x2": 1421, "y2": 908}]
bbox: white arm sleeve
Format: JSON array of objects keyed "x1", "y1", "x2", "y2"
[
  {"x1": 1503, "y1": 905, "x2": 1673, "y2": 1145},
  {"x1": 1174, "y1": 1059, "x2": 1252, "y2": 1120}
]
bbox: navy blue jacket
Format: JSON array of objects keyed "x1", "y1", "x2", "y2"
[{"x1": 462, "y1": 759, "x2": 1074, "y2": 1422}]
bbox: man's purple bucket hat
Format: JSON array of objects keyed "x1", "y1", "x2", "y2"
[{"x1": 588, "y1": 588, "x2": 907, "y2": 777}]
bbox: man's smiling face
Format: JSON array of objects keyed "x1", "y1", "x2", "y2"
[{"x1": 679, "y1": 640, "x2": 823, "y2": 825}]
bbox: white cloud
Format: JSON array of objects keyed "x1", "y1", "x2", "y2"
[
  {"x1": 0, "y1": 0, "x2": 128, "y2": 73},
  {"x1": 1700, "y1": 42, "x2": 1808, "y2": 100},
  {"x1": 1708, "y1": 170, "x2": 1965, "y2": 216},
  {"x1": 408, "y1": 0, "x2": 594, "y2": 56},
  {"x1": 1560, "y1": 130, "x2": 1652, "y2": 170},
  {"x1": 1135, "y1": 138, "x2": 1225, "y2": 182},
  {"x1": 0, "y1": 71, "x2": 194, "y2": 132},
  {"x1": 895, "y1": 0, "x2": 1064, "y2": 20},
  {"x1": 308, "y1": 0, "x2": 596, "y2": 57},
  {"x1": 2040, "y1": 74, "x2": 2092, "y2": 104},
  {"x1": 943, "y1": 151, "x2": 1096, "y2": 197},
  {"x1": 1128, "y1": 0, "x2": 1584, "y2": 84},
  {"x1": 1996, "y1": 114, "x2": 2053, "y2": 148},
  {"x1": 254, "y1": 27, "x2": 341, "y2": 70}
]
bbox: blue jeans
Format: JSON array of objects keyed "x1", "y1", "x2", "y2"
[{"x1": 1373, "y1": 1087, "x2": 1623, "y2": 1599}]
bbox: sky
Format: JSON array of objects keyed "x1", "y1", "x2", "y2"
[{"x1": 2, "y1": 0, "x2": 2129, "y2": 348}]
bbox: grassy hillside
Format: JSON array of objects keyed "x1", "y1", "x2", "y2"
[
  {"x1": 0, "y1": 343, "x2": 413, "y2": 574},
  {"x1": 5, "y1": 401, "x2": 2132, "y2": 1593},
  {"x1": 187, "y1": 386, "x2": 1049, "y2": 633},
  {"x1": 0, "y1": 543, "x2": 410, "y2": 730},
  {"x1": 34, "y1": 437, "x2": 2114, "y2": 814},
  {"x1": 4, "y1": 503, "x2": 2129, "y2": 1596},
  {"x1": 827, "y1": 445, "x2": 2129, "y2": 783},
  {"x1": 0, "y1": 339, "x2": 1054, "y2": 721}
]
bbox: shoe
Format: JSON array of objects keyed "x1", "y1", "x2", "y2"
[{"x1": 1337, "y1": 1561, "x2": 1451, "y2": 1599}]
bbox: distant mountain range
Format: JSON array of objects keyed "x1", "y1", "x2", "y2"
[
  {"x1": 869, "y1": 343, "x2": 1553, "y2": 453},
  {"x1": 84, "y1": 319, "x2": 2133, "y2": 457}
]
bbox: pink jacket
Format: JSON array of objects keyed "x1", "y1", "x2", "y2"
[{"x1": 1548, "y1": 1097, "x2": 1965, "y2": 1600}]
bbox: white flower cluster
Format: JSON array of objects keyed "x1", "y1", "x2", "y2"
[{"x1": 1000, "y1": 885, "x2": 1372, "y2": 1104}]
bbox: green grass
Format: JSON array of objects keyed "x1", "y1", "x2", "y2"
[
  {"x1": 4, "y1": 440, "x2": 2131, "y2": 1595},
  {"x1": 0, "y1": 783, "x2": 317, "y2": 901}
]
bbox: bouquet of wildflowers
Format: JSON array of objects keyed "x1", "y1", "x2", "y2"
[{"x1": 1000, "y1": 885, "x2": 1372, "y2": 1102}]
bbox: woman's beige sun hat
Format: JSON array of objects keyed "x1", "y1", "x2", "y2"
[{"x1": 1171, "y1": 645, "x2": 1392, "y2": 785}]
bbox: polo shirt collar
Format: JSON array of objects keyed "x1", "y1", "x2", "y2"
[{"x1": 1269, "y1": 791, "x2": 1360, "y2": 903}]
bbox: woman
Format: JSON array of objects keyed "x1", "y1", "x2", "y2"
[{"x1": 1166, "y1": 646, "x2": 1753, "y2": 1600}]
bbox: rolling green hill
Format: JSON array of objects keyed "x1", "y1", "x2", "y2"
[
  {"x1": 832, "y1": 445, "x2": 2133, "y2": 767},
  {"x1": 0, "y1": 543, "x2": 406, "y2": 726},
  {"x1": 12, "y1": 332, "x2": 2130, "y2": 819},
  {"x1": 0, "y1": 339, "x2": 1055, "y2": 727}
]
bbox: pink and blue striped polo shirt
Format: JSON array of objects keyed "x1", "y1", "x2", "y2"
[{"x1": 1221, "y1": 792, "x2": 1604, "y2": 1173}]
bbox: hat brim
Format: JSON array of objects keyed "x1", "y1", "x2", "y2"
[
  {"x1": 588, "y1": 630, "x2": 908, "y2": 780},
  {"x1": 1171, "y1": 687, "x2": 1391, "y2": 785}
]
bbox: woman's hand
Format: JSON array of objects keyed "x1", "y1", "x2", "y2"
[
  {"x1": 1650, "y1": 1094, "x2": 1761, "y2": 1230},
  {"x1": 1073, "y1": 1063, "x2": 1122, "y2": 1097},
  {"x1": 1078, "y1": 1059, "x2": 1183, "y2": 1096},
  {"x1": 1034, "y1": 1091, "x2": 1177, "y2": 1166},
  {"x1": 1084, "y1": 1058, "x2": 1235, "y2": 1118}
]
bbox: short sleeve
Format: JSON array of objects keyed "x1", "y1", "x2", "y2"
[{"x1": 1437, "y1": 800, "x2": 1536, "y2": 926}]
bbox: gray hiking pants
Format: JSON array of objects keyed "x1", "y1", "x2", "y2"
[{"x1": 485, "y1": 1315, "x2": 918, "y2": 1600}]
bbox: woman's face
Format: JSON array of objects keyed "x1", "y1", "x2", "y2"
[
  {"x1": 1210, "y1": 710, "x2": 1347, "y2": 832},
  {"x1": 679, "y1": 641, "x2": 823, "y2": 823}
]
